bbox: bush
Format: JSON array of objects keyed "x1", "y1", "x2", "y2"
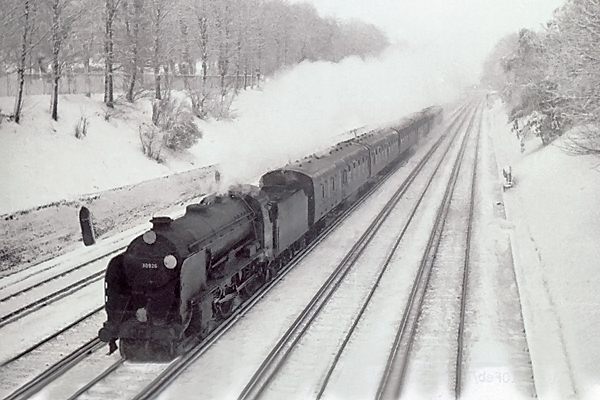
[
  {"x1": 152, "y1": 95, "x2": 203, "y2": 151},
  {"x1": 139, "y1": 122, "x2": 163, "y2": 162},
  {"x1": 163, "y1": 119, "x2": 202, "y2": 150},
  {"x1": 74, "y1": 116, "x2": 89, "y2": 139},
  {"x1": 188, "y1": 88, "x2": 235, "y2": 121}
]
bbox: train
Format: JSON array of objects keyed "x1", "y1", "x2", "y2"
[{"x1": 98, "y1": 105, "x2": 443, "y2": 361}]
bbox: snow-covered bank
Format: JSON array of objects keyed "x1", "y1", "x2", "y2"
[
  {"x1": 488, "y1": 101, "x2": 600, "y2": 399},
  {"x1": 0, "y1": 167, "x2": 217, "y2": 277},
  {"x1": 0, "y1": 46, "x2": 459, "y2": 217}
]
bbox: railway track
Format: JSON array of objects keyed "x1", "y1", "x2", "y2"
[
  {"x1": 454, "y1": 102, "x2": 482, "y2": 398},
  {"x1": 1, "y1": 105, "x2": 469, "y2": 400},
  {"x1": 0, "y1": 266, "x2": 107, "y2": 329},
  {"x1": 0, "y1": 308, "x2": 104, "y2": 400},
  {"x1": 235, "y1": 104, "x2": 477, "y2": 400},
  {"x1": 105, "y1": 103, "x2": 473, "y2": 400},
  {"x1": 375, "y1": 102, "x2": 482, "y2": 400},
  {"x1": 386, "y1": 102, "x2": 537, "y2": 400},
  {"x1": 40, "y1": 106, "x2": 466, "y2": 400}
]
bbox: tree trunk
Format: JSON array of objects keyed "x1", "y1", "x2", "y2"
[
  {"x1": 51, "y1": 66, "x2": 59, "y2": 121},
  {"x1": 126, "y1": 0, "x2": 141, "y2": 102},
  {"x1": 104, "y1": 0, "x2": 116, "y2": 108},
  {"x1": 13, "y1": 0, "x2": 31, "y2": 124},
  {"x1": 193, "y1": 8, "x2": 209, "y2": 88},
  {"x1": 153, "y1": 53, "x2": 161, "y2": 100},
  {"x1": 153, "y1": 5, "x2": 162, "y2": 100},
  {"x1": 50, "y1": 0, "x2": 61, "y2": 121},
  {"x1": 84, "y1": 55, "x2": 92, "y2": 97}
]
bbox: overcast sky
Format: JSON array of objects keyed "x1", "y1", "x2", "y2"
[{"x1": 288, "y1": 0, "x2": 566, "y2": 80}]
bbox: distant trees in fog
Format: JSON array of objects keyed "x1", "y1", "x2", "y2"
[
  {"x1": 481, "y1": 0, "x2": 600, "y2": 154},
  {"x1": 0, "y1": 0, "x2": 389, "y2": 123}
]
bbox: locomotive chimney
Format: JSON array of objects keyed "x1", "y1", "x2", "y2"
[{"x1": 150, "y1": 216, "x2": 172, "y2": 230}]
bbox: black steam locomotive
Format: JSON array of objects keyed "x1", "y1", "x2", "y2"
[{"x1": 98, "y1": 106, "x2": 443, "y2": 361}]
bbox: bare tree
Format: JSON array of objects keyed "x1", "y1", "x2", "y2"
[
  {"x1": 75, "y1": 1, "x2": 103, "y2": 97},
  {"x1": 192, "y1": 0, "x2": 210, "y2": 86},
  {"x1": 148, "y1": 0, "x2": 172, "y2": 100},
  {"x1": 177, "y1": 9, "x2": 194, "y2": 77},
  {"x1": 213, "y1": 0, "x2": 233, "y2": 99},
  {"x1": 124, "y1": 0, "x2": 143, "y2": 102},
  {"x1": 0, "y1": 1, "x2": 24, "y2": 70},
  {"x1": 46, "y1": 0, "x2": 86, "y2": 121},
  {"x1": 104, "y1": 0, "x2": 120, "y2": 108},
  {"x1": 6, "y1": 0, "x2": 389, "y2": 124},
  {"x1": 13, "y1": 0, "x2": 33, "y2": 123},
  {"x1": 49, "y1": 0, "x2": 62, "y2": 120}
]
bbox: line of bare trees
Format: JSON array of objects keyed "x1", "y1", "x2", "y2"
[{"x1": 0, "y1": 0, "x2": 389, "y2": 123}]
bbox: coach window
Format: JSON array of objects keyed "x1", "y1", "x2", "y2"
[{"x1": 321, "y1": 184, "x2": 325, "y2": 199}]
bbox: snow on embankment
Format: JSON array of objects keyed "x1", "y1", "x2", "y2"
[
  {"x1": 0, "y1": 94, "x2": 207, "y2": 216},
  {"x1": 0, "y1": 94, "x2": 218, "y2": 277},
  {"x1": 0, "y1": 167, "x2": 218, "y2": 278},
  {"x1": 489, "y1": 101, "x2": 600, "y2": 399}
]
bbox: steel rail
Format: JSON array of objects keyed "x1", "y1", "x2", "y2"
[
  {"x1": 0, "y1": 249, "x2": 121, "y2": 303},
  {"x1": 235, "y1": 105, "x2": 474, "y2": 400},
  {"x1": 315, "y1": 103, "x2": 476, "y2": 399},
  {"x1": 0, "y1": 306, "x2": 103, "y2": 368},
  {"x1": 65, "y1": 358, "x2": 126, "y2": 400},
  {"x1": 454, "y1": 103, "x2": 483, "y2": 399},
  {"x1": 375, "y1": 101, "x2": 482, "y2": 400},
  {"x1": 3, "y1": 338, "x2": 105, "y2": 400},
  {"x1": 0, "y1": 271, "x2": 105, "y2": 329}
]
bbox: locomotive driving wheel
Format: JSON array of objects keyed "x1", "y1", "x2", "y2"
[
  {"x1": 214, "y1": 298, "x2": 235, "y2": 320},
  {"x1": 263, "y1": 265, "x2": 275, "y2": 283},
  {"x1": 237, "y1": 277, "x2": 256, "y2": 300}
]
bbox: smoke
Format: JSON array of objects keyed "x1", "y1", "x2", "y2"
[{"x1": 190, "y1": 44, "x2": 460, "y2": 191}]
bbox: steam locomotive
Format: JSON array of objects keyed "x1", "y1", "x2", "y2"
[{"x1": 98, "y1": 106, "x2": 443, "y2": 361}]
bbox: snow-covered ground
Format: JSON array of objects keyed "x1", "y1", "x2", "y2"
[
  {"x1": 0, "y1": 46, "x2": 458, "y2": 217},
  {"x1": 486, "y1": 100, "x2": 600, "y2": 400},
  {"x1": 0, "y1": 51, "x2": 599, "y2": 399}
]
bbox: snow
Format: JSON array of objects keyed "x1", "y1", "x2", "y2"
[
  {"x1": 487, "y1": 100, "x2": 600, "y2": 400},
  {"x1": 0, "y1": 45, "x2": 458, "y2": 217},
  {"x1": 0, "y1": 50, "x2": 599, "y2": 399}
]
